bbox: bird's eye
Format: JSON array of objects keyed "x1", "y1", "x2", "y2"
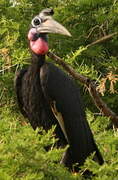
[{"x1": 32, "y1": 17, "x2": 42, "y2": 27}]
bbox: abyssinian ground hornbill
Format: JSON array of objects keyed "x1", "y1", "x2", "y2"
[{"x1": 15, "y1": 8, "x2": 104, "y2": 171}]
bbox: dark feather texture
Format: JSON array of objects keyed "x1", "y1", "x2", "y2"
[
  {"x1": 15, "y1": 8, "x2": 103, "y2": 171},
  {"x1": 15, "y1": 54, "x2": 104, "y2": 170},
  {"x1": 40, "y1": 62, "x2": 104, "y2": 168}
]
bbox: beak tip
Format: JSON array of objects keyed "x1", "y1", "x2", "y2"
[
  {"x1": 68, "y1": 32, "x2": 72, "y2": 37},
  {"x1": 64, "y1": 31, "x2": 72, "y2": 37}
]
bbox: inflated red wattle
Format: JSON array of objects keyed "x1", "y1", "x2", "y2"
[
  {"x1": 28, "y1": 28, "x2": 49, "y2": 55},
  {"x1": 30, "y1": 38, "x2": 49, "y2": 55}
]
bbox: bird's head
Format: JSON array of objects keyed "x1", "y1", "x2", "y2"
[{"x1": 28, "y1": 8, "x2": 71, "y2": 55}]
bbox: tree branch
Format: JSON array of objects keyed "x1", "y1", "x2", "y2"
[
  {"x1": 47, "y1": 32, "x2": 118, "y2": 128},
  {"x1": 86, "y1": 32, "x2": 118, "y2": 48}
]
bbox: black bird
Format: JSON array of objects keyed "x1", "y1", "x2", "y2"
[{"x1": 15, "y1": 8, "x2": 104, "y2": 171}]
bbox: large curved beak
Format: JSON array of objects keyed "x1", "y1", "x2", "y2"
[{"x1": 37, "y1": 18, "x2": 71, "y2": 37}]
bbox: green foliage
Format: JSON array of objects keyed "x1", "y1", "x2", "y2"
[
  {"x1": 0, "y1": 0, "x2": 118, "y2": 179},
  {"x1": 0, "y1": 105, "x2": 76, "y2": 180}
]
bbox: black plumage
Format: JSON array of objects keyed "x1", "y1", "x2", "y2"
[{"x1": 15, "y1": 8, "x2": 104, "y2": 171}]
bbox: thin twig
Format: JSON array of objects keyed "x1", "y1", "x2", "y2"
[
  {"x1": 0, "y1": 64, "x2": 17, "y2": 73},
  {"x1": 87, "y1": 25, "x2": 99, "y2": 39},
  {"x1": 86, "y1": 32, "x2": 118, "y2": 48}
]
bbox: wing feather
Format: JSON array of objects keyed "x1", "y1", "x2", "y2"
[
  {"x1": 40, "y1": 62, "x2": 104, "y2": 166},
  {"x1": 14, "y1": 68, "x2": 28, "y2": 117}
]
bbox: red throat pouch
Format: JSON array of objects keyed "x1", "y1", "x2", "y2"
[{"x1": 30, "y1": 38, "x2": 49, "y2": 55}]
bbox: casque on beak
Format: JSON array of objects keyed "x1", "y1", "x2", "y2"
[
  {"x1": 37, "y1": 17, "x2": 71, "y2": 37},
  {"x1": 29, "y1": 9, "x2": 71, "y2": 55},
  {"x1": 33, "y1": 8, "x2": 71, "y2": 37}
]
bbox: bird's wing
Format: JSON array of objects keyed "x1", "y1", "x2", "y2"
[
  {"x1": 40, "y1": 62, "x2": 103, "y2": 165},
  {"x1": 14, "y1": 68, "x2": 28, "y2": 117},
  {"x1": 50, "y1": 100, "x2": 69, "y2": 142}
]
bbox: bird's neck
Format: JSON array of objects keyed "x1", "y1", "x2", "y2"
[
  {"x1": 27, "y1": 53, "x2": 45, "y2": 80},
  {"x1": 26, "y1": 54, "x2": 45, "y2": 91},
  {"x1": 31, "y1": 53, "x2": 45, "y2": 69}
]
